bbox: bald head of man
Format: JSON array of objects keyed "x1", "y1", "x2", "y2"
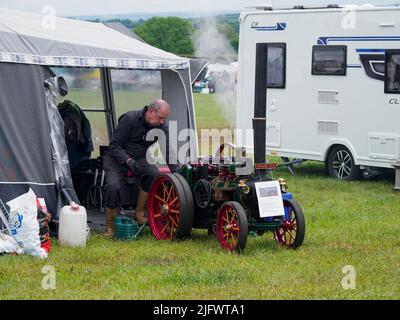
[{"x1": 145, "y1": 99, "x2": 170, "y2": 126}]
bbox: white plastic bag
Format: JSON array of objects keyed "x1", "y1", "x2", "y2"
[
  {"x1": 0, "y1": 231, "x2": 23, "y2": 254},
  {"x1": 6, "y1": 188, "x2": 47, "y2": 259}
]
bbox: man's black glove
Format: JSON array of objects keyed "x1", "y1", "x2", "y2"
[{"x1": 125, "y1": 158, "x2": 142, "y2": 176}]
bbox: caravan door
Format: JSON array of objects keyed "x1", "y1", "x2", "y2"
[{"x1": 258, "y1": 43, "x2": 286, "y2": 149}]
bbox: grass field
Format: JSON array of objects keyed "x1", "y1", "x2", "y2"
[{"x1": 1, "y1": 93, "x2": 399, "y2": 300}]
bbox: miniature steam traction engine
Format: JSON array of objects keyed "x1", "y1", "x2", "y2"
[
  {"x1": 148, "y1": 143, "x2": 305, "y2": 252},
  {"x1": 148, "y1": 45, "x2": 305, "y2": 252}
]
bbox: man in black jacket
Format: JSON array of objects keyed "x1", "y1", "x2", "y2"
[{"x1": 103, "y1": 99, "x2": 180, "y2": 236}]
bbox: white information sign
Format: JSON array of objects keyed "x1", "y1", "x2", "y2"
[{"x1": 255, "y1": 181, "x2": 285, "y2": 218}]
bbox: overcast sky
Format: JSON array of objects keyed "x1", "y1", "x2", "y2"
[{"x1": 0, "y1": 0, "x2": 394, "y2": 16}]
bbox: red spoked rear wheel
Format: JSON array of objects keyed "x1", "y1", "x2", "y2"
[
  {"x1": 274, "y1": 199, "x2": 305, "y2": 249},
  {"x1": 217, "y1": 201, "x2": 248, "y2": 252},
  {"x1": 148, "y1": 173, "x2": 193, "y2": 240}
]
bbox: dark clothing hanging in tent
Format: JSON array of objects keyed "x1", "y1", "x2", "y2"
[{"x1": 58, "y1": 100, "x2": 94, "y2": 168}]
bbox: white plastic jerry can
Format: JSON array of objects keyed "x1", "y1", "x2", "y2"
[{"x1": 58, "y1": 202, "x2": 87, "y2": 247}]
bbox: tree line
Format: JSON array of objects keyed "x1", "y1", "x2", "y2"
[{"x1": 104, "y1": 15, "x2": 240, "y2": 57}]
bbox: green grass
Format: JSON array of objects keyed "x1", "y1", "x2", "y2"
[
  {"x1": 193, "y1": 93, "x2": 231, "y2": 131},
  {"x1": 1, "y1": 93, "x2": 400, "y2": 300}
]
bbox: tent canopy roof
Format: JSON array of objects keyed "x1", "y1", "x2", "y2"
[
  {"x1": 0, "y1": 8, "x2": 189, "y2": 70},
  {"x1": 103, "y1": 22, "x2": 146, "y2": 43}
]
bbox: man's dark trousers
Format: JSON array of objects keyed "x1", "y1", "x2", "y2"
[{"x1": 103, "y1": 155, "x2": 159, "y2": 209}]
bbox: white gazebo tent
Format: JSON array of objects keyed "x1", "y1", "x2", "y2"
[{"x1": 0, "y1": 8, "x2": 197, "y2": 216}]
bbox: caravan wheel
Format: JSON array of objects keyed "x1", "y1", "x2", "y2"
[{"x1": 327, "y1": 146, "x2": 360, "y2": 181}]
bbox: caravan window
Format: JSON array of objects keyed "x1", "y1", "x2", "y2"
[
  {"x1": 385, "y1": 50, "x2": 400, "y2": 94},
  {"x1": 266, "y1": 43, "x2": 286, "y2": 88},
  {"x1": 312, "y1": 46, "x2": 347, "y2": 76}
]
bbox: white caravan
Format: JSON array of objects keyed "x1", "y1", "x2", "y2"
[{"x1": 236, "y1": 4, "x2": 400, "y2": 180}]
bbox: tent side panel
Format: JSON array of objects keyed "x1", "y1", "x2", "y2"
[
  {"x1": 0, "y1": 63, "x2": 57, "y2": 212},
  {"x1": 176, "y1": 68, "x2": 198, "y2": 152},
  {"x1": 161, "y1": 70, "x2": 198, "y2": 162}
]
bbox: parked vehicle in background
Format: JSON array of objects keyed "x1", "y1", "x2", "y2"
[
  {"x1": 205, "y1": 63, "x2": 237, "y2": 93},
  {"x1": 193, "y1": 63, "x2": 238, "y2": 94},
  {"x1": 236, "y1": 4, "x2": 400, "y2": 180},
  {"x1": 193, "y1": 80, "x2": 206, "y2": 93}
]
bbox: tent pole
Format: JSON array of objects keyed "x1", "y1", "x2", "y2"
[{"x1": 101, "y1": 68, "x2": 117, "y2": 140}]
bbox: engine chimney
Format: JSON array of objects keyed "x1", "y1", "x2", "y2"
[{"x1": 253, "y1": 43, "x2": 268, "y2": 172}]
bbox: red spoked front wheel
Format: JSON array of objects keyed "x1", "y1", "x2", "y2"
[
  {"x1": 217, "y1": 201, "x2": 248, "y2": 252},
  {"x1": 274, "y1": 199, "x2": 305, "y2": 249},
  {"x1": 148, "y1": 173, "x2": 193, "y2": 240}
]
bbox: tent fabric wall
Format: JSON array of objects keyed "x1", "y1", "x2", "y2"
[
  {"x1": 0, "y1": 62, "x2": 57, "y2": 210},
  {"x1": 161, "y1": 69, "x2": 198, "y2": 160}
]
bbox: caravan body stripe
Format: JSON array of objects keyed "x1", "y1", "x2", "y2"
[
  {"x1": 356, "y1": 49, "x2": 386, "y2": 53},
  {"x1": 318, "y1": 36, "x2": 400, "y2": 45}
]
